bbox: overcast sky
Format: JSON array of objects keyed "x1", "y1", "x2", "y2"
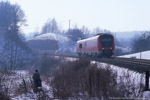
[{"x1": 9, "y1": 0, "x2": 150, "y2": 33}]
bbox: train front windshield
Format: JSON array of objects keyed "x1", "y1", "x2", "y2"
[{"x1": 100, "y1": 35, "x2": 113, "y2": 48}]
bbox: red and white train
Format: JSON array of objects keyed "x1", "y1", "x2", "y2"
[{"x1": 76, "y1": 33, "x2": 115, "y2": 57}]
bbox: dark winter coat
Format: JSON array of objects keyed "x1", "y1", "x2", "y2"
[{"x1": 32, "y1": 72, "x2": 42, "y2": 87}]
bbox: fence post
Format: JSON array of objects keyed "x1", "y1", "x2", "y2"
[
  {"x1": 145, "y1": 71, "x2": 149, "y2": 91},
  {"x1": 23, "y1": 79, "x2": 27, "y2": 93}
]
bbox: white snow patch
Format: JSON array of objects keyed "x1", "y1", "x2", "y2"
[
  {"x1": 142, "y1": 91, "x2": 150, "y2": 100},
  {"x1": 116, "y1": 46, "x2": 131, "y2": 53},
  {"x1": 31, "y1": 33, "x2": 69, "y2": 43},
  {"x1": 120, "y1": 50, "x2": 150, "y2": 60}
]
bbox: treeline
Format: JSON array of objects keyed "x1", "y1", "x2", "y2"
[
  {"x1": 33, "y1": 18, "x2": 111, "y2": 43},
  {"x1": 0, "y1": 1, "x2": 31, "y2": 69},
  {"x1": 132, "y1": 31, "x2": 150, "y2": 53},
  {"x1": 33, "y1": 18, "x2": 150, "y2": 55}
]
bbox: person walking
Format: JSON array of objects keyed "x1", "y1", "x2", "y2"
[{"x1": 32, "y1": 69, "x2": 42, "y2": 93}]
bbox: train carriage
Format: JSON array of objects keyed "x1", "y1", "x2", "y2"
[{"x1": 76, "y1": 33, "x2": 115, "y2": 57}]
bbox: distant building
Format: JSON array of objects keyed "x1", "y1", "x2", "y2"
[{"x1": 27, "y1": 33, "x2": 59, "y2": 54}]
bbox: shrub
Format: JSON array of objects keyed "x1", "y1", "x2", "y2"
[
  {"x1": 51, "y1": 59, "x2": 144, "y2": 99},
  {"x1": 51, "y1": 59, "x2": 120, "y2": 99},
  {"x1": 0, "y1": 69, "x2": 10, "y2": 100},
  {"x1": 51, "y1": 58, "x2": 90, "y2": 99}
]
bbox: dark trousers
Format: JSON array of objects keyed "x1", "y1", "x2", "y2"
[{"x1": 33, "y1": 79, "x2": 42, "y2": 93}]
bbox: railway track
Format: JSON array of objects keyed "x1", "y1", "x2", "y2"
[
  {"x1": 115, "y1": 57, "x2": 150, "y2": 65},
  {"x1": 109, "y1": 57, "x2": 150, "y2": 67},
  {"x1": 93, "y1": 57, "x2": 150, "y2": 73}
]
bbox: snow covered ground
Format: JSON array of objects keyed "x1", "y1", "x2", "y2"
[
  {"x1": 8, "y1": 70, "x2": 53, "y2": 100},
  {"x1": 119, "y1": 50, "x2": 150, "y2": 99},
  {"x1": 120, "y1": 50, "x2": 150, "y2": 60},
  {"x1": 90, "y1": 61, "x2": 150, "y2": 99}
]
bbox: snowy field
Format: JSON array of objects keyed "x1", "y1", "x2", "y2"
[{"x1": 120, "y1": 50, "x2": 150, "y2": 60}]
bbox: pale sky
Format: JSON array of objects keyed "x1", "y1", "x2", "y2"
[{"x1": 9, "y1": 0, "x2": 150, "y2": 33}]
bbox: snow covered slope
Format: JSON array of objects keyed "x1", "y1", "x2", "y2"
[
  {"x1": 27, "y1": 33, "x2": 76, "y2": 54},
  {"x1": 120, "y1": 50, "x2": 150, "y2": 60},
  {"x1": 31, "y1": 33, "x2": 69, "y2": 43}
]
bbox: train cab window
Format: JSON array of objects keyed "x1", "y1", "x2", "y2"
[
  {"x1": 100, "y1": 35, "x2": 113, "y2": 47},
  {"x1": 79, "y1": 44, "x2": 82, "y2": 48}
]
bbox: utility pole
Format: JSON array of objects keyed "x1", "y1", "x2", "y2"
[
  {"x1": 69, "y1": 19, "x2": 70, "y2": 33},
  {"x1": 115, "y1": 32, "x2": 116, "y2": 40},
  {"x1": 140, "y1": 32, "x2": 146, "y2": 59},
  {"x1": 149, "y1": 31, "x2": 150, "y2": 49},
  {"x1": 140, "y1": 52, "x2": 142, "y2": 59},
  {"x1": 145, "y1": 71, "x2": 149, "y2": 91}
]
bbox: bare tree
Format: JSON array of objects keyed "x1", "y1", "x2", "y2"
[
  {"x1": 132, "y1": 31, "x2": 150, "y2": 52},
  {"x1": 0, "y1": 1, "x2": 30, "y2": 69},
  {"x1": 81, "y1": 26, "x2": 91, "y2": 36},
  {"x1": 66, "y1": 28, "x2": 84, "y2": 42},
  {"x1": 41, "y1": 18, "x2": 59, "y2": 34}
]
